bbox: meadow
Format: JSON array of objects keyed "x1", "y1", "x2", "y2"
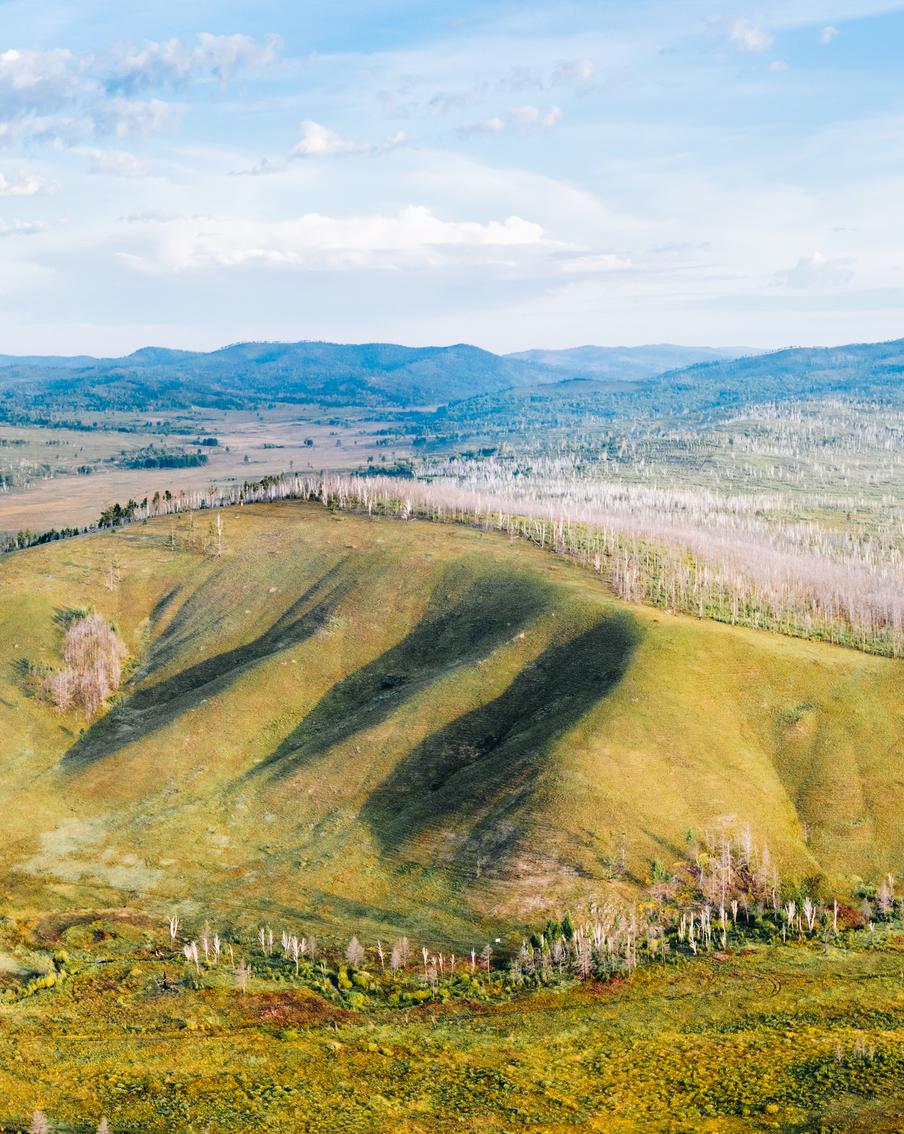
[
  {"x1": 1, "y1": 911, "x2": 901, "y2": 1133},
  {"x1": 0, "y1": 407, "x2": 412, "y2": 535}
]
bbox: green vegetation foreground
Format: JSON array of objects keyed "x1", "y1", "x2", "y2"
[{"x1": 1, "y1": 923, "x2": 902, "y2": 1133}]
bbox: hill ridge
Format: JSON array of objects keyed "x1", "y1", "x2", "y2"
[{"x1": 0, "y1": 501, "x2": 899, "y2": 943}]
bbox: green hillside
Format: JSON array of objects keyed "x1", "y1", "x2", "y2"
[{"x1": 1, "y1": 502, "x2": 900, "y2": 945}]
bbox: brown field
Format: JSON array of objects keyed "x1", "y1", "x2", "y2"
[{"x1": 0, "y1": 408, "x2": 410, "y2": 532}]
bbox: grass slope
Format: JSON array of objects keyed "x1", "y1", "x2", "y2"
[{"x1": 0, "y1": 501, "x2": 900, "y2": 944}]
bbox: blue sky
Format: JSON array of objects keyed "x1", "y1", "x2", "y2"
[{"x1": 0, "y1": 0, "x2": 902, "y2": 354}]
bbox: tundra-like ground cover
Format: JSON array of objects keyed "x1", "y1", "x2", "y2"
[{"x1": 0, "y1": 914, "x2": 901, "y2": 1133}]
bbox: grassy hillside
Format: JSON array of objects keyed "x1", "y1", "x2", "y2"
[{"x1": 0, "y1": 501, "x2": 900, "y2": 945}]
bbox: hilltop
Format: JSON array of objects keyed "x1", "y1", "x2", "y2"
[{"x1": 1, "y1": 501, "x2": 900, "y2": 945}]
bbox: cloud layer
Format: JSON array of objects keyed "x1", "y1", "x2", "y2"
[
  {"x1": 0, "y1": 3, "x2": 898, "y2": 353},
  {"x1": 121, "y1": 206, "x2": 552, "y2": 272}
]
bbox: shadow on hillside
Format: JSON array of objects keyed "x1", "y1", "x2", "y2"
[
  {"x1": 361, "y1": 611, "x2": 640, "y2": 857},
  {"x1": 61, "y1": 562, "x2": 354, "y2": 770},
  {"x1": 248, "y1": 565, "x2": 554, "y2": 780}
]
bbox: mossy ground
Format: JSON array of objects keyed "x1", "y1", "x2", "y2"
[{"x1": 0, "y1": 918, "x2": 901, "y2": 1133}]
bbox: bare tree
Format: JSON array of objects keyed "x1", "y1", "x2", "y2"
[
  {"x1": 345, "y1": 936, "x2": 365, "y2": 967},
  {"x1": 183, "y1": 941, "x2": 200, "y2": 974}
]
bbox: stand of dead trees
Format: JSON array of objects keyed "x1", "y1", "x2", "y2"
[
  {"x1": 91, "y1": 469, "x2": 904, "y2": 658},
  {"x1": 43, "y1": 611, "x2": 126, "y2": 717}
]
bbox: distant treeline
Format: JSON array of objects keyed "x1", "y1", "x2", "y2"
[
  {"x1": 117, "y1": 448, "x2": 208, "y2": 469},
  {"x1": 1, "y1": 526, "x2": 82, "y2": 552}
]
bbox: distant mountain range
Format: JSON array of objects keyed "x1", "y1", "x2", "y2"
[
  {"x1": 506, "y1": 344, "x2": 762, "y2": 382},
  {"x1": 0, "y1": 336, "x2": 900, "y2": 422},
  {"x1": 430, "y1": 337, "x2": 904, "y2": 434},
  {"x1": 0, "y1": 341, "x2": 563, "y2": 414},
  {"x1": 0, "y1": 341, "x2": 765, "y2": 417},
  {"x1": 642, "y1": 336, "x2": 904, "y2": 412}
]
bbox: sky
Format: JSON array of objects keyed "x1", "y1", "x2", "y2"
[{"x1": 0, "y1": 0, "x2": 903, "y2": 355}]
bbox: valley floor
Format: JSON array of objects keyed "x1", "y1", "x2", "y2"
[{"x1": 1, "y1": 930, "x2": 902, "y2": 1133}]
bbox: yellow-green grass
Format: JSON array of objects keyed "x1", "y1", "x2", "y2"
[
  {"x1": 0, "y1": 501, "x2": 901, "y2": 945},
  {"x1": 1, "y1": 925, "x2": 902, "y2": 1133}
]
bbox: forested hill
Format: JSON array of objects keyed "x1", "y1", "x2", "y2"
[
  {"x1": 506, "y1": 343, "x2": 759, "y2": 382},
  {"x1": 644, "y1": 337, "x2": 904, "y2": 411},
  {"x1": 431, "y1": 336, "x2": 904, "y2": 433},
  {"x1": 0, "y1": 336, "x2": 901, "y2": 422},
  {"x1": 0, "y1": 340, "x2": 562, "y2": 415}
]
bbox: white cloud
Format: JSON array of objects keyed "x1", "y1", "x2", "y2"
[
  {"x1": 0, "y1": 34, "x2": 271, "y2": 147},
  {"x1": 774, "y1": 251, "x2": 855, "y2": 289},
  {"x1": 0, "y1": 219, "x2": 47, "y2": 237},
  {"x1": 0, "y1": 169, "x2": 49, "y2": 196},
  {"x1": 382, "y1": 130, "x2": 411, "y2": 152},
  {"x1": 101, "y1": 96, "x2": 180, "y2": 138},
  {"x1": 729, "y1": 18, "x2": 775, "y2": 53},
  {"x1": 769, "y1": 60, "x2": 789, "y2": 71},
  {"x1": 462, "y1": 115, "x2": 506, "y2": 135},
  {"x1": 511, "y1": 105, "x2": 562, "y2": 129},
  {"x1": 464, "y1": 106, "x2": 561, "y2": 135},
  {"x1": 429, "y1": 89, "x2": 485, "y2": 115},
  {"x1": 551, "y1": 59, "x2": 594, "y2": 86},
  {"x1": 0, "y1": 48, "x2": 82, "y2": 115},
  {"x1": 122, "y1": 205, "x2": 553, "y2": 272},
  {"x1": 290, "y1": 119, "x2": 409, "y2": 158},
  {"x1": 291, "y1": 120, "x2": 366, "y2": 157},
  {"x1": 110, "y1": 33, "x2": 279, "y2": 92},
  {"x1": 81, "y1": 147, "x2": 152, "y2": 177}
]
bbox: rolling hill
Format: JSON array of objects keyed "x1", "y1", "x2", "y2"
[
  {"x1": 0, "y1": 341, "x2": 560, "y2": 415},
  {"x1": 1, "y1": 501, "x2": 900, "y2": 946},
  {"x1": 641, "y1": 336, "x2": 904, "y2": 412},
  {"x1": 1, "y1": 335, "x2": 902, "y2": 425},
  {"x1": 426, "y1": 336, "x2": 904, "y2": 441},
  {"x1": 506, "y1": 344, "x2": 759, "y2": 382}
]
